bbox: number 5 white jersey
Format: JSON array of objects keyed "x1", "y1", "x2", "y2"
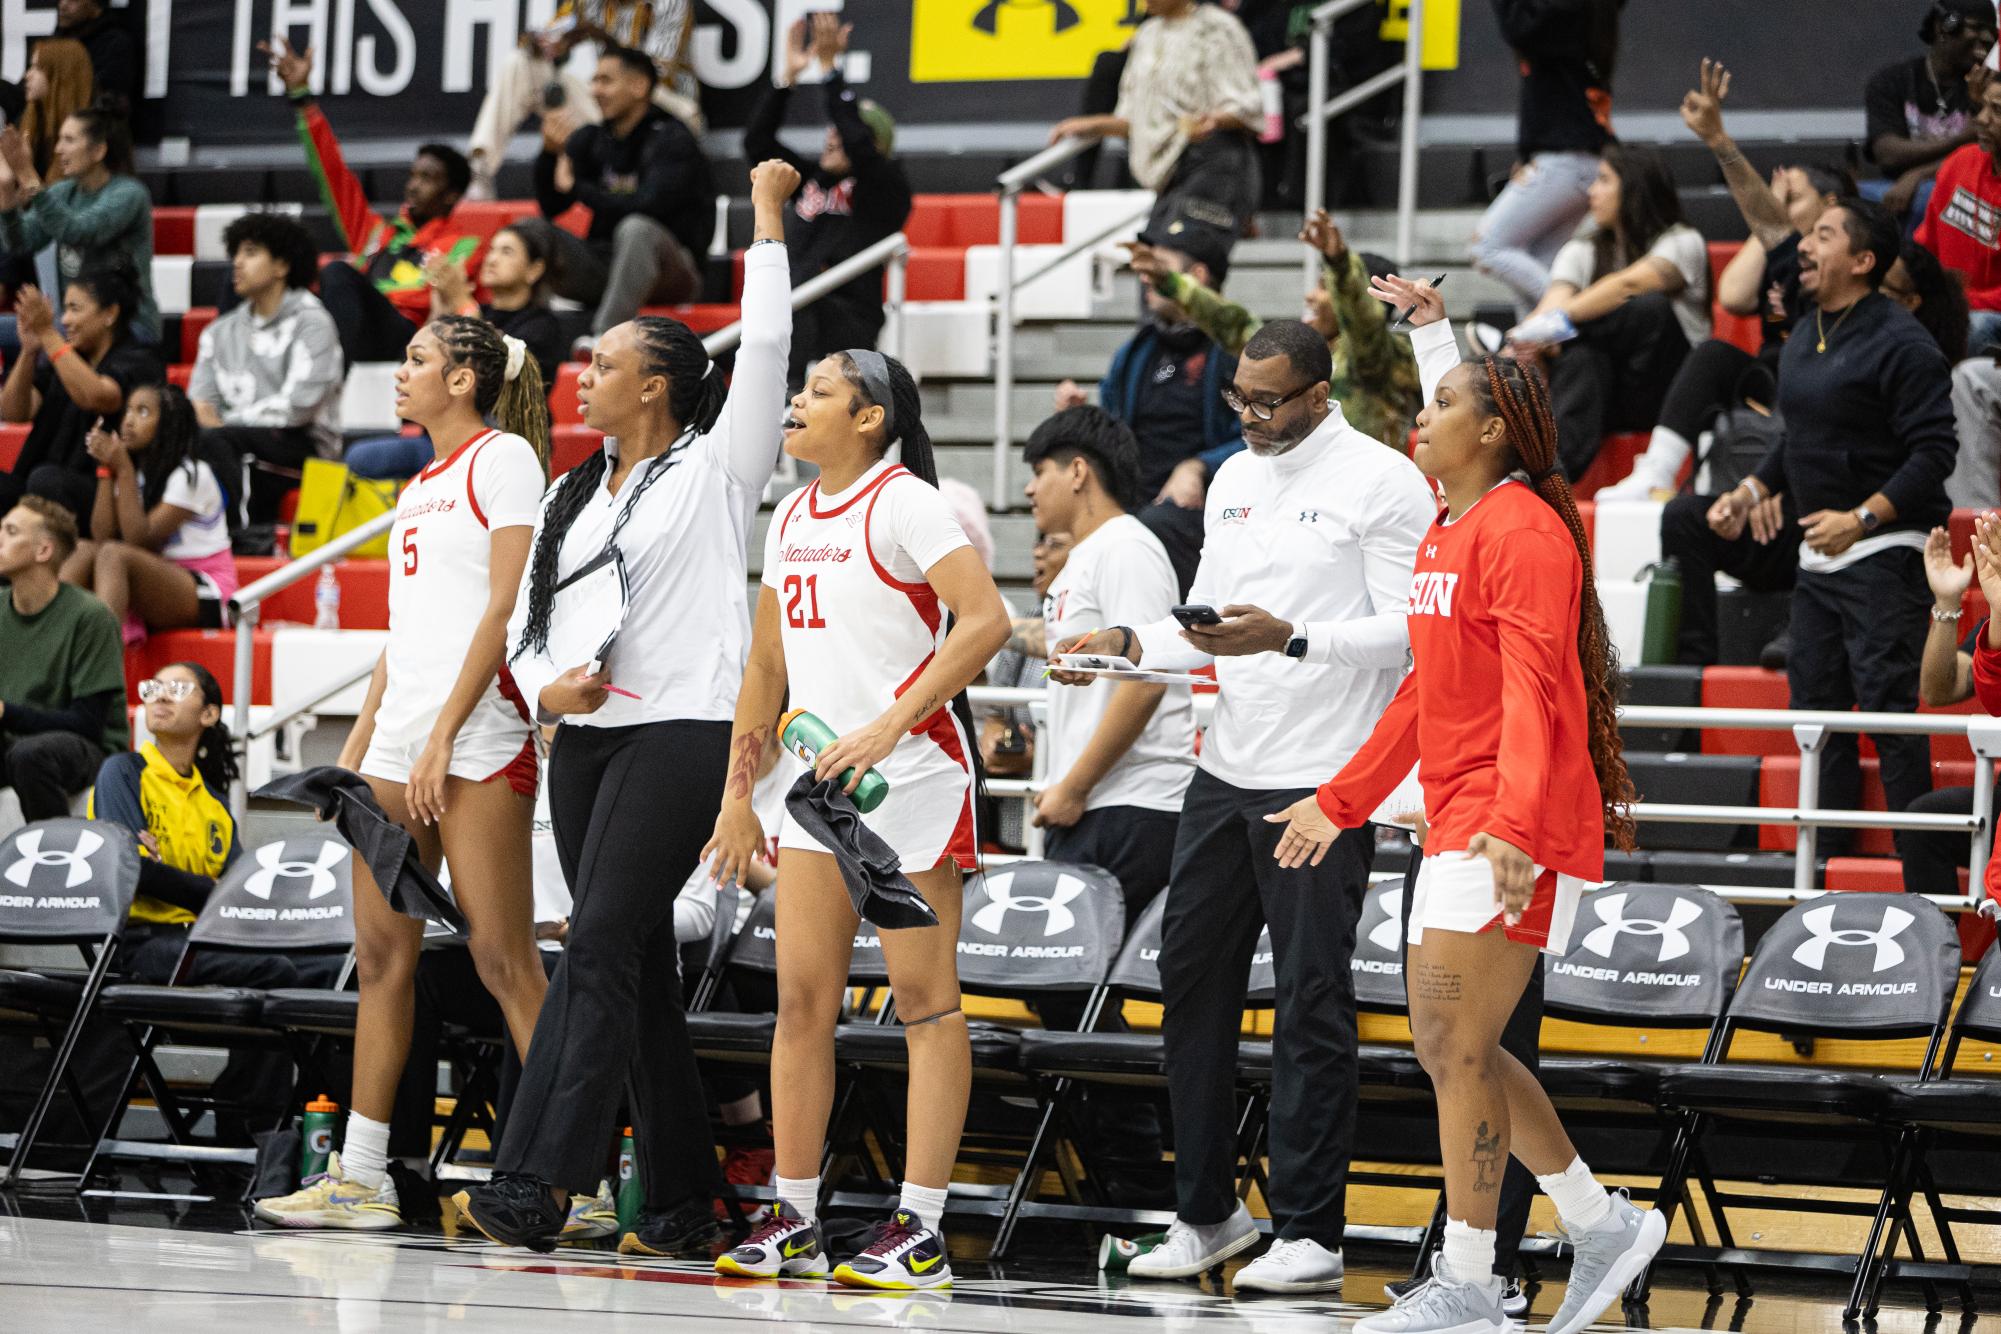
[
  {"x1": 375, "y1": 428, "x2": 546, "y2": 750},
  {"x1": 762, "y1": 458, "x2": 979, "y2": 871}
]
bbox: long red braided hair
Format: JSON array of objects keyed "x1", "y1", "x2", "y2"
[{"x1": 1467, "y1": 355, "x2": 1638, "y2": 850}]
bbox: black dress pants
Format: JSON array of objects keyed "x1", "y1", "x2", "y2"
[
  {"x1": 1398, "y1": 850, "x2": 1541, "y2": 1283},
  {"x1": 1550, "y1": 292, "x2": 1692, "y2": 480},
  {"x1": 203, "y1": 424, "x2": 318, "y2": 525},
  {"x1": 1158, "y1": 769, "x2": 1368, "y2": 1245},
  {"x1": 0, "y1": 463, "x2": 96, "y2": 531},
  {"x1": 496, "y1": 719, "x2": 729, "y2": 1205},
  {"x1": 2, "y1": 730, "x2": 102, "y2": 822},
  {"x1": 1788, "y1": 549, "x2": 1934, "y2": 856},
  {"x1": 789, "y1": 296, "x2": 887, "y2": 394},
  {"x1": 318, "y1": 261, "x2": 421, "y2": 367},
  {"x1": 1659, "y1": 493, "x2": 1800, "y2": 666},
  {"x1": 1898, "y1": 785, "x2": 1975, "y2": 894}
]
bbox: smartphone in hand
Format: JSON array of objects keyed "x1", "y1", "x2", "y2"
[{"x1": 1171, "y1": 604, "x2": 1223, "y2": 629}]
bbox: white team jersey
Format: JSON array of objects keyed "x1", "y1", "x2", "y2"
[
  {"x1": 376, "y1": 428, "x2": 546, "y2": 748},
  {"x1": 1042, "y1": 514, "x2": 1195, "y2": 813},
  {"x1": 763, "y1": 459, "x2": 977, "y2": 867}
]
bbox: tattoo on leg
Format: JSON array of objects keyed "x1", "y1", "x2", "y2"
[
  {"x1": 1472, "y1": 1119, "x2": 1502, "y2": 1194},
  {"x1": 727, "y1": 725, "x2": 769, "y2": 800},
  {"x1": 1412, "y1": 963, "x2": 1462, "y2": 1002}
]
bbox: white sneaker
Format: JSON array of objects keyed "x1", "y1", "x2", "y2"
[
  {"x1": 1233, "y1": 1236, "x2": 1344, "y2": 1293},
  {"x1": 1546, "y1": 1192, "x2": 1667, "y2": 1334},
  {"x1": 1356, "y1": 1274, "x2": 1507, "y2": 1334},
  {"x1": 562, "y1": 1179, "x2": 618, "y2": 1241},
  {"x1": 1127, "y1": 1201, "x2": 1260, "y2": 1280},
  {"x1": 253, "y1": 1151, "x2": 402, "y2": 1230}
]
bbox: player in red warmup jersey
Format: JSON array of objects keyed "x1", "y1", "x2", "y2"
[
  {"x1": 705, "y1": 350, "x2": 1010, "y2": 1290},
  {"x1": 1267, "y1": 275, "x2": 1663, "y2": 1334}
]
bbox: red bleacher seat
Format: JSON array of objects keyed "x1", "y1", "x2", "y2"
[
  {"x1": 449, "y1": 200, "x2": 539, "y2": 244},
  {"x1": 552, "y1": 363, "x2": 585, "y2": 425},
  {"x1": 167, "y1": 364, "x2": 192, "y2": 388},
  {"x1": 1571, "y1": 432, "x2": 1648, "y2": 499},
  {"x1": 1756, "y1": 756, "x2": 1974, "y2": 855},
  {"x1": 903, "y1": 193, "x2": 1064, "y2": 248},
  {"x1": 1707, "y1": 240, "x2": 1761, "y2": 357},
  {"x1": 153, "y1": 206, "x2": 196, "y2": 257},
  {"x1": 1700, "y1": 666, "x2": 1980, "y2": 763},
  {"x1": 1821, "y1": 857, "x2": 1910, "y2": 892},
  {"x1": 179, "y1": 307, "x2": 217, "y2": 365},
  {"x1": 646, "y1": 303, "x2": 740, "y2": 335},
  {"x1": 550, "y1": 425, "x2": 601, "y2": 478},
  {"x1": 128, "y1": 629, "x2": 271, "y2": 707},
  {"x1": 0, "y1": 422, "x2": 25, "y2": 471},
  {"x1": 906, "y1": 247, "x2": 967, "y2": 301},
  {"x1": 233, "y1": 557, "x2": 390, "y2": 629}
]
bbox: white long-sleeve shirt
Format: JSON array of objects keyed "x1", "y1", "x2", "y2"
[
  {"x1": 507, "y1": 242, "x2": 792, "y2": 727},
  {"x1": 1132, "y1": 403, "x2": 1436, "y2": 790}
]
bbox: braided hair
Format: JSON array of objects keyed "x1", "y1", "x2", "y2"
[
  {"x1": 1463, "y1": 354, "x2": 1637, "y2": 850},
  {"x1": 514, "y1": 316, "x2": 727, "y2": 658},
  {"x1": 425, "y1": 314, "x2": 552, "y2": 468},
  {"x1": 132, "y1": 383, "x2": 199, "y2": 513},
  {"x1": 168, "y1": 661, "x2": 240, "y2": 793},
  {"x1": 834, "y1": 349, "x2": 987, "y2": 804}
]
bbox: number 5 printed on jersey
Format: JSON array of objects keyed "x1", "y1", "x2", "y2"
[{"x1": 402, "y1": 528, "x2": 419, "y2": 576}]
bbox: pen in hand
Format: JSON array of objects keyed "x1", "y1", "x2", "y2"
[{"x1": 1390, "y1": 273, "x2": 1448, "y2": 330}]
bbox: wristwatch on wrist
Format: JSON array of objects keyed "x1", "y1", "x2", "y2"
[
  {"x1": 1853, "y1": 506, "x2": 1881, "y2": 533},
  {"x1": 1284, "y1": 624, "x2": 1309, "y2": 659}
]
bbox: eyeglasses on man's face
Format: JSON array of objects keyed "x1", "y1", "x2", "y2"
[
  {"x1": 138, "y1": 678, "x2": 198, "y2": 704},
  {"x1": 1221, "y1": 381, "x2": 1316, "y2": 421}
]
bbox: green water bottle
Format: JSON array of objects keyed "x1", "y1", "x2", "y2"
[
  {"x1": 300, "y1": 1093, "x2": 339, "y2": 1181},
  {"x1": 1640, "y1": 559, "x2": 1682, "y2": 665},
  {"x1": 780, "y1": 707, "x2": 891, "y2": 813},
  {"x1": 616, "y1": 1126, "x2": 643, "y2": 1233}
]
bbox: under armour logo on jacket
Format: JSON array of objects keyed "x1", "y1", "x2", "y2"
[
  {"x1": 1580, "y1": 892, "x2": 1703, "y2": 964},
  {"x1": 1366, "y1": 887, "x2": 1404, "y2": 954},
  {"x1": 5, "y1": 829, "x2": 104, "y2": 890},
  {"x1": 243, "y1": 842, "x2": 347, "y2": 901},
  {"x1": 971, "y1": 871, "x2": 1085, "y2": 937},
  {"x1": 1792, "y1": 903, "x2": 1914, "y2": 974}
]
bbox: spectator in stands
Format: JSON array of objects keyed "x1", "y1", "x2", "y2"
[
  {"x1": 1917, "y1": 65, "x2": 2001, "y2": 351},
  {"x1": 1865, "y1": 0, "x2": 1996, "y2": 224},
  {"x1": 186, "y1": 211, "x2": 342, "y2": 524},
  {"x1": 51, "y1": 0, "x2": 137, "y2": 113},
  {"x1": 1048, "y1": 0, "x2": 1263, "y2": 244},
  {"x1": 744, "y1": 15, "x2": 913, "y2": 391},
  {"x1": 1900, "y1": 525, "x2": 1985, "y2": 893},
  {"x1": 1510, "y1": 143, "x2": 1709, "y2": 480},
  {"x1": 466, "y1": 0, "x2": 700, "y2": 200},
  {"x1": 0, "y1": 496, "x2": 126, "y2": 822},
  {"x1": 1704, "y1": 199, "x2": 1956, "y2": 849},
  {"x1": 1662, "y1": 238, "x2": 1968, "y2": 666},
  {"x1": 63, "y1": 384, "x2": 236, "y2": 638},
  {"x1": 1055, "y1": 214, "x2": 1243, "y2": 596},
  {"x1": 1471, "y1": 0, "x2": 1622, "y2": 319},
  {"x1": 1605, "y1": 60, "x2": 1852, "y2": 499},
  {"x1": 1129, "y1": 208, "x2": 1422, "y2": 449},
  {"x1": 522, "y1": 45, "x2": 714, "y2": 344},
  {"x1": 264, "y1": 39, "x2": 486, "y2": 368},
  {"x1": 0, "y1": 263, "x2": 161, "y2": 519},
  {"x1": 1054, "y1": 321, "x2": 1436, "y2": 1294},
  {"x1": 5, "y1": 39, "x2": 93, "y2": 182},
  {"x1": 0, "y1": 106, "x2": 158, "y2": 342},
  {"x1": 1949, "y1": 355, "x2": 2001, "y2": 510}
]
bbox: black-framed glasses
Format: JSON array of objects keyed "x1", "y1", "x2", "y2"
[{"x1": 1220, "y1": 382, "x2": 1317, "y2": 421}]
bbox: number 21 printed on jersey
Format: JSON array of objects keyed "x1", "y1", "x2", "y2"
[{"x1": 784, "y1": 573, "x2": 826, "y2": 628}]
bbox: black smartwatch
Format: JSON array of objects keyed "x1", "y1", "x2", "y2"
[{"x1": 1284, "y1": 625, "x2": 1309, "y2": 659}]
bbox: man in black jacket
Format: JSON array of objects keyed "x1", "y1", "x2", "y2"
[
  {"x1": 523, "y1": 45, "x2": 714, "y2": 339},
  {"x1": 54, "y1": 0, "x2": 138, "y2": 110},
  {"x1": 1706, "y1": 198, "x2": 1956, "y2": 848},
  {"x1": 743, "y1": 14, "x2": 912, "y2": 390}
]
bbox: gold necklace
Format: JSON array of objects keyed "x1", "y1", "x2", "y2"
[{"x1": 1815, "y1": 301, "x2": 1856, "y2": 354}]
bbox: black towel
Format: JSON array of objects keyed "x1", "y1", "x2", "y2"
[
  {"x1": 255, "y1": 767, "x2": 465, "y2": 932},
  {"x1": 783, "y1": 775, "x2": 939, "y2": 930}
]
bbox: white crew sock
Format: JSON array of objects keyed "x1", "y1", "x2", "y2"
[
  {"x1": 1537, "y1": 1155, "x2": 1614, "y2": 1233},
  {"x1": 1639, "y1": 425, "x2": 1692, "y2": 491},
  {"x1": 775, "y1": 1174, "x2": 821, "y2": 1226},
  {"x1": 1438, "y1": 1217, "x2": 1501, "y2": 1291},
  {"x1": 339, "y1": 1112, "x2": 391, "y2": 1190},
  {"x1": 897, "y1": 1181, "x2": 949, "y2": 1234}
]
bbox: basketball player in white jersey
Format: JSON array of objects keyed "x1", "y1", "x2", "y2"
[
  {"x1": 705, "y1": 350, "x2": 1010, "y2": 1289},
  {"x1": 256, "y1": 317, "x2": 552, "y2": 1230}
]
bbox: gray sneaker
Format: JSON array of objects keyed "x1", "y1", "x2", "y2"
[
  {"x1": 1546, "y1": 1192, "x2": 1667, "y2": 1334},
  {"x1": 1126, "y1": 1201, "x2": 1260, "y2": 1280},
  {"x1": 1356, "y1": 1275, "x2": 1507, "y2": 1334}
]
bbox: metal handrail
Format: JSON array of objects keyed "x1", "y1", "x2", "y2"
[
  {"x1": 998, "y1": 134, "x2": 1103, "y2": 193},
  {"x1": 700, "y1": 230, "x2": 911, "y2": 358},
  {"x1": 1302, "y1": 0, "x2": 1423, "y2": 285}
]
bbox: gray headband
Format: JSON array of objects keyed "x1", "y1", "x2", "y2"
[{"x1": 847, "y1": 348, "x2": 896, "y2": 444}]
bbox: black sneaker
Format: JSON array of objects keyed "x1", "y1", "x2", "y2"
[
  {"x1": 618, "y1": 1198, "x2": 725, "y2": 1258},
  {"x1": 452, "y1": 1173, "x2": 567, "y2": 1253}
]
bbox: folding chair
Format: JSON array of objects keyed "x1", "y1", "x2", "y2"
[
  {"x1": 78, "y1": 835, "x2": 355, "y2": 1187},
  {"x1": 1645, "y1": 893, "x2": 1960, "y2": 1318},
  {"x1": 1863, "y1": 940, "x2": 2001, "y2": 1316},
  {"x1": 0, "y1": 818, "x2": 141, "y2": 1186}
]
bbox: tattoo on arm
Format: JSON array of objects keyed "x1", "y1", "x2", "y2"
[
  {"x1": 1412, "y1": 963, "x2": 1462, "y2": 1002},
  {"x1": 727, "y1": 726, "x2": 769, "y2": 800},
  {"x1": 1471, "y1": 1119, "x2": 1502, "y2": 1194}
]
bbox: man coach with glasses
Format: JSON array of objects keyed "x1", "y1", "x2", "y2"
[{"x1": 1055, "y1": 318, "x2": 1435, "y2": 1293}]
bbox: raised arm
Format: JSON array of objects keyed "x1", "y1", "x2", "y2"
[
  {"x1": 1297, "y1": 464, "x2": 1431, "y2": 668},
  {"x1": 1682, "y1": 60, "x2": 1794, "y2": 250},
  {"x1": 267, "y1": 40, "x2": 391, "y2": 261},
  {"x1": 714, "y1": 160, "x2": 800, "y2": 494}
]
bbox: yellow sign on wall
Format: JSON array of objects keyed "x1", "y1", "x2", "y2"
[
  {"x1": 910, "y1": 0, "x2": 1146, "y2": 83},
  {"x1": 1379, "y1": 0, "x2": 1462, "y2": 72}
]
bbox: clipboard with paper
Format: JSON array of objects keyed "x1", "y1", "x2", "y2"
[{"x1": 545, "y1": 546, "x2": 631, "y2": 672}]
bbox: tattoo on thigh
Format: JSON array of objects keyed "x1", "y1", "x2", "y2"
[
  {"x1": 1472, "y1": 1119, "x2": 1502, "y2": 1193},
  {"x1": 1412, "y1": 963, "x2": 1462, "y2": 1002}
]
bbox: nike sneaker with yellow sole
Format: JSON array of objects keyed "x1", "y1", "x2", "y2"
[
  {"x1": 714, "y1": 1199, "x2": 829, "y2": 1278},
  {"x1": 830, "y1": 1209, "x2": 952, "y2": 1291}
]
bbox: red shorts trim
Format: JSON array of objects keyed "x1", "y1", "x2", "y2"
[
  {"x1": 482, "y1": 736, "x2": 539, "y2": 798},
  {"x1": 1482, "y1": 867, "x2": 1560, "y2": 948}
]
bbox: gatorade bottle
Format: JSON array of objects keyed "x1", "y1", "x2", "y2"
[
  {"x1": 616, "y1": 1127, "x2": 643, "y2": 1233},
  {"x1": 300, "y1": 1094, "x2": 339, "y2": 1180},
  {"x1": 779, "y1": 708, "x2": 890, "y2": 813}
]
